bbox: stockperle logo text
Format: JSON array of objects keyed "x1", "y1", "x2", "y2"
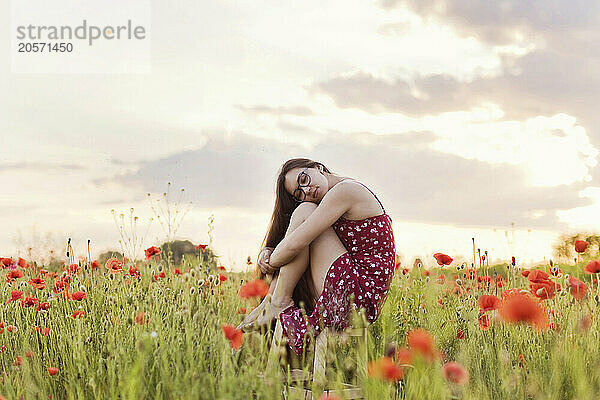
[{"x1": 16, "y1": 20, "x2": 147, "y2": 46}]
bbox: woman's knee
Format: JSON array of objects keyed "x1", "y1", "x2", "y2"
[{"x1": 290, "y1": 202, "x2": 317, "y2": 226}]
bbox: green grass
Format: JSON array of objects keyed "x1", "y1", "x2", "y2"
[{"x1": 0, "y1": 256, "x2": 598, "y2": 400}]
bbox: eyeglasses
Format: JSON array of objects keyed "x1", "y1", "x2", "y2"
[{"x1": 292, "y1": 167, "x2": 310, "y2": 203}]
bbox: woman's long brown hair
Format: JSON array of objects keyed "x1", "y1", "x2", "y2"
[{"x1": 257, "y1": 158, "x2": 338, "y2": 313}]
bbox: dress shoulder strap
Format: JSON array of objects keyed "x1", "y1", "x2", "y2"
[{"x1": 340, "y1": 178, "x2": 385, "y2": 214}]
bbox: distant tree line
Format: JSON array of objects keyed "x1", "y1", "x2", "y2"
[
  {"x1": 553, "y1": 234, "x2": 600, "y2": 262},
  {"x1": 97, "y1": 240, "x2": 217, "y2": 268}
]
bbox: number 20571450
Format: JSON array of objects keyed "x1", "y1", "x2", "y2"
[{"x1": 18, "y1": 42, "x2": 73, "y2": 52}]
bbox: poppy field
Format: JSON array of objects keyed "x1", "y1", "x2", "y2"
[{"x1": 0, "y1": 238, "x2": 599, "y2": 400}]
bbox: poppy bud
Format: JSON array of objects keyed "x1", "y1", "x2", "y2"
[{"x1": 385, "y1": 342, "x2": 397, "y2": 358}]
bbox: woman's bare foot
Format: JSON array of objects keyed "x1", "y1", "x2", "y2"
[
  {"x1": 237, "y1": 295, "x2": 294, "y2": 331},
  {"x1": 237, "y1": 295, "x2": 271, "y2": 331}
]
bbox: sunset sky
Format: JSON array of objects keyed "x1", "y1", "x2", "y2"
[{"x1": 2, "y1": 1, "x2": 600, "y2": 270}]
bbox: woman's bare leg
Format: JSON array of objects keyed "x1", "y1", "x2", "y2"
[{"x1": 238, "y1": 202, "x2": 347, "y2": 330}]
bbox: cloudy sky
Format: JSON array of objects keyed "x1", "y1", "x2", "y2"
[{"x1": 2, "y1": 0, "x2": 599, "y2": 270}]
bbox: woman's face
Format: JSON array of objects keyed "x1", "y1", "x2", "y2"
[{"x1": 284, "y1": 166, "x2": 327, "y2": 203}]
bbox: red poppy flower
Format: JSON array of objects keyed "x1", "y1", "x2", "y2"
[
  {"x1": 7, "y1": 290, "x2": 23, "y2": 304},
  {"x1": 527, "y1": 270, "x2": 550, "y2": 283},
  {"x1": 407, "y1": 328, "x2": 437, "y2": 360},
  {"x1": 6, "y1": 269, "x2": 24, "y2": 282},
  {"x1": 433, "y1": 253, "x2": 453, "y2": 266},
  {"x1": 72, "y1": 310, "x2": 85, "y2": 319},
  {"x1": 68, "y1": 264, "x2": 80, "y2": 275},
  {"x1": 144, "y1": 246, "x2": 162, "y2": 259},
  {"x1": 368, "y1": 357, "x2": 404, "y2": 382},
  {"x1": 47, "y1": 367, "x2": 59, "y2": 376},
  {"x1": 526, "y1": 270, "x2": 559, "y2": 300},
  {"x1": 423, "y1": 270, "x2": 431, "y2": 277},
  {"x1": 52, "y1": 280, "x2": 69, "y2": 297},
  {"x1": 128, "y1": 266, "x2": 141, "y2": 278},
  {"x1": 549, "y1": 266, "x2": 562, "y2": 276},
  {"x1": 217, "y1": 265, "x2": 226, "y2": 271},
  {"x1": 135, "y1": 311, "x2": 150, "y2": 325},
  {"x1": 580, "y1": 314, "x2": 593, "y2": 331},
  {"x1": 221, "y1": 324, "x2": 243, "y2": 349},
  {"x1": 28, "y1": 276, "x2": 46, "y2": 290},
  {"x1": 529, "y1": 281, "x2": 559, "y2": 300},
  {"x1": 105, "y1": 258, "x2": 123, "y2": 273},
  {"x1": 495, "y1": 276, "x2": 505, "y2": 288},
  {"x1": 153, "y1": 271, "x2": 166, "y2": 280},
  {"x1": 238, "y1": 279, "x2": 269, "y2": 299},
  {"x1": 91, "y1": 260, "x2": 99, "y2": 270},
  {"x1": 173, "y1": 268, "x2": 181, "y2": 275},
  {"x1": 71, "y1": 291, "x2": 87, "y2": 301},
  {"x1": 584, "y1": 260, "x2": 600, "y2": 274},
  {"x1": 219, "y1": 273, "x2": 227, "y2": 283},
  {"x1": 34, "y1": 326, "x2": 50, "y2": 336},
  {"x1": 456, "y1": 329, "x2": 465, "y2": 339},
  {"x1": 462, "y1": 270, "x2": 472, "y2": 281},
  {"x1": 0, "y1": 258, "x2": 13, "y2": 267},
  {"x1": 478, "y1": 295, "x2": 501, "y2": 312},
  {"x1": 396, "y1": 347, "x2": 413, "y2": 366},
  {"x1": 236, "y1": 307, "x2": 246, "y2": 314},
  {"x1": 6, "y1": 325, "x2": 17, "y2": 333},
  {"x1": 195, "y1": 244, "x2": 208, "y2": 253},
  {"x1": 20, "y1": 297, "x2": 39, "y2": 307},
  {"x1": 442, "y1": 362, "x2": 469, "y2": 385},
  {"x1": 498, "y1": 292, "x2": 549, "y2": 330},
  {"x1": 17, "y1": 258, "x2": 28, "y2": 268},
  {"x1": 36, "y1": 302, "x2": 50, "y2": 312},
  {"x1": 568, "y1": 277, "x2": 587, "y2": 300},
  {"x1": 518, "y1": 354, "x2": 526, "y2": 369},
  {"x1": 478, "y1": 314, "x2": 490, "y2": 331},
  {"x1": 520, "y1": 270, "x2": 530, "y2": 278},
  {"x1": 575, "y1": 240, "x2": 589, "y2": 253}
]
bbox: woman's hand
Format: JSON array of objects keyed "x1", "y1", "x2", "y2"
[{"x1": 258, "y1": 247, "x2": 277, "y2": 275}]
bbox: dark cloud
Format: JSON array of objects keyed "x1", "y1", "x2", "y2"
[
  {"x1": 0, "y1": 162, "x2": 87, "y2": 171},
  {"x1": 369, "y1": 0, "x2": 600, "y2": 127},
  {"x1": 106, "y1": 130, "x2": 591, "y2": 231},
  {"x1": 316, "y1": 52, "x2": 599, "y2": 122},
  {"x1": 380, "y1": 0, "x2": 600, "y2": 45},
  {"x1": 317, "y1": 71, "x2": 479, "y2": 116},
  {"x1": 102, "y1": 133, "x2": 308, "y2": 210},
  {"x1": 235, "y1": 104, "x2": 314, "y2": 116},
  {"x1": 317, "y1": 1, "x2": 600, "y2": 187}
]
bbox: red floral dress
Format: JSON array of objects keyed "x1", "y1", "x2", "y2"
[{"x1": 279, "y1": 180, "x2": 396, "y2": 355}]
